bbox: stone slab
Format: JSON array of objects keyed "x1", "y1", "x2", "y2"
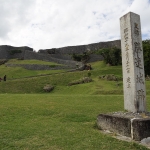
[{"x1": 97, "y1": 112, "x2": 150, "y2": 141}]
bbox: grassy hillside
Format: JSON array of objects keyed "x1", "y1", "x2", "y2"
[
  {"x1": 0, "y1": 60, "x2": 122, "y2": 94},
  {"x1": 0, "y1": 59, "x2": 67, "y2": 80},
  {"x1": 0, "y1": 59, "x2": 150, "y2": 94}
]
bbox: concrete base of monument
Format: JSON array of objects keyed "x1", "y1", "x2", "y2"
[{"x1": 97, "y1": 112, "x2": 150, "y2": 141}]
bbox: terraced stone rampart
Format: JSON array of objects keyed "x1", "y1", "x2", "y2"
[
  {"x1": 39, "y1": 40, "x2": 121, "y2": 54},
  {"x1": 24, "y1": 51, "x2": 84, "y2": 68}
]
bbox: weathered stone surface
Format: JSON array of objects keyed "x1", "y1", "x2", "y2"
[
  {"x1": 43, "y1": 85, "x2": 54, "y2": 92},
  {"x1": 97, "y1": 114, "x2": 131, "y2": 137},
  {"x1": 87, "y1": 54, "x2": 104, "y2": 63},
  {"x1": 120, "y1": 12, "x2": 146, "y2": 112},
  {"x1": 132, "y1": 119, "x2": 150, "y2": 141},
  {"x1": 39, "y1": 40, "x2": 121, "y2": 54},
  {"x1": 97, "y1": 112, "x2": 150, "y2": 141},
  {"x1": 0, "y1": 45, "x2": 33, "y2": 59}
]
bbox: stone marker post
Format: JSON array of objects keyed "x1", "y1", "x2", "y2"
[{"x1": 120, "y1": 12, "x2": 146, "y2": 112}]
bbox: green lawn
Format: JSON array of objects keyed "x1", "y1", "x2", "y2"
[
  {"x1": 0, "y1": 63, "x2": 149, "y2": 94},
  {"x1": 0, "y1": 60, "x2": 150, "y2": 149},
  {"x1": 0, "y1": 94, "x2": 149, "y2": 150},
  {"x1": 6, "y1": 59, "x2": 63, "y2": 65},
  {"x1": 0, "y1": 65, "x2": 65, "y2": 80},
  {"x1": 0, "y1": 59, "x2": 69, "y2": 80},
  {"x1": 0, "y1": 61, "x2": 124, "y2": 93}
]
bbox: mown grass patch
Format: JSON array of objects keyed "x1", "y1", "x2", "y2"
[
  {"x1": 0, "y1": 59, "x2": 68, "y2": 80},
  {"x1": 0, "y1": 72, "x2": 123, "y2": 94},
  {"x1": 0, "y1": 65, "x2": 65, "y2": 80},
  {"x1": 6, "y1": 59, "x2": 63, "y2": 65},
  {"x1": 0, "y1": 94, "x2": 150, "y2": 150},
  {"x1": 0, "y1": 60, "x2": 150, "y2": 94}
]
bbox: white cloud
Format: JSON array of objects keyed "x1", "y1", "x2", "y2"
[
  {"x1": 125, "y1": 0, "x2": 150, "y2": 39},
  {"x1": 0, "y1": 0, "x2": 149, "y2": 51}
]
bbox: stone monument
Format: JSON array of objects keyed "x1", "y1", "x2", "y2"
[
  {"x1": 97, "y1": 12, "x2": 150, "y2": 141},
  {"x1": 120, "y1": 12, "x2": 146, "y2": 113}
]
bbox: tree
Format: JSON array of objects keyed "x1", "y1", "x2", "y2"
[
  {"x1": 143, "y1": 40, "x2": 150, "y2": 75},
  {"x1": 96, "y1": 47, "x2": 121, "y2": 66},
  {"x1": 72, "y1": 52, "x2": 89, "y2": 62}
]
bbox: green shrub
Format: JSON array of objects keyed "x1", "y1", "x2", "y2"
[
  {"x1": 72, "y1": 52, "x2": 89, "y2": 62},
  {"x1": 49, "y1": 65, "x2": 56, "y2": 68},
  {"x1": 87, "y1": 71, "x2": 91, "y2": 77},
  {"x1": 9, "y1": 50, "x2": 22, "y2": 55},
  {"x1": 95, "y1": 47, "x2": 121, "y2": 66},
  {"x1": 143, "y1": 40, "x2": 150, "y2": 75}
]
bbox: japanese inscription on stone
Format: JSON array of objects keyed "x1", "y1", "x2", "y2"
[{"x1": 120, "y1": 12, "x2": 146, "y2": 112}]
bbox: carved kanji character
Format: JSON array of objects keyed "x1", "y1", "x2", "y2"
[
  {"x1": 136, "y1": 73, "x2": 144, "y2": 84},
  {"x1": 135, "y1": 56, "x2": 143, "y2": 69},
  {"x1": 127, "y1": 77, "x2": 131, "y2": 88},
  {"x1": 134, "y1": 23, "x2": 139, "y2": 36},
  {"x1": 137, "y1": 89, "x2": 145, "y2": 101}
]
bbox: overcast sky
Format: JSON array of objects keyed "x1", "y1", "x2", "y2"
[{"x1": 0, "y1": 0, "x2": 150, "y2": 51}]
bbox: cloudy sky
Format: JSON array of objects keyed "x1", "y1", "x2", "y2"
[{"x1": 0, "y1": 0, "x2": 150, "y2": 51}]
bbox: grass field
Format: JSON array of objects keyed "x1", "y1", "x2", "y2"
[
  {"x1": 0, "y1": 59, "x2": 150, "y2": 149},
  {"x1": 6, "y1": 59, "x2": 65, "y2": 65},
  {"x1": 1, "y1": 94, "x2": 150, "y2": 150},
  {"x1": 0, "y1": 59, "x2": 67, "y2": 80}
]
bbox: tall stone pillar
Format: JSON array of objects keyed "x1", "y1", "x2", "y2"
[
  {"x1": 97, "y1": 13, "x2": 150, "y2": 141},
  {"x1": 120, "y1": 12, "x2": 146, "y2": 112}
]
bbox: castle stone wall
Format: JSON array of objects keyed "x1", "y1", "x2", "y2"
[
  {"x1": 0, "y1": 45, "x2": 11, "y2": 59},
  {"x1": 50, "y1": 54, "x2": 72, "y2": 60},
  {"x1": 0, "y1": 45, "x2": 33, "y2": 59},
  {"x1": 24, "y1": 51, "x2": 83, "y2": 68},
  {"x1": 87, "y1": 54, "x2": 104, "y2": 63},
  {"x1": 0, "y1": 40, "x2": 121, "y2": 69},
  {"x1": 10, "y1": 50, "x2": 25, "y2": 59},
  {"x1": 40, "y1": 40, "x2": 121, "y2": 54}
]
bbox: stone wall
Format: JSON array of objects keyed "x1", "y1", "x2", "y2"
[
  {"x1": 24, "y1": 51, "x2": 83, "y2": 68},
  {"x1": 0, "y1": 40, "x2": 121, "y2": 68},
  {"x1": 0, "y1": 45, "x2": 33, "y2": 59},
  {"x1": 0, "y1": 45, "x2": 12, "y2": 59},
  {"x1": 24, "y1": 51, "x2": 50, "y2": 61},
  {"x1": 39, "y1": 40, "x2": 121, "y2": 54},
  {"x1": 87, "y1": 54, "x2": 104, "y2": 63},
  {"x1": 50, "y1": 54, "x2": 72, "y2": 60}
]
